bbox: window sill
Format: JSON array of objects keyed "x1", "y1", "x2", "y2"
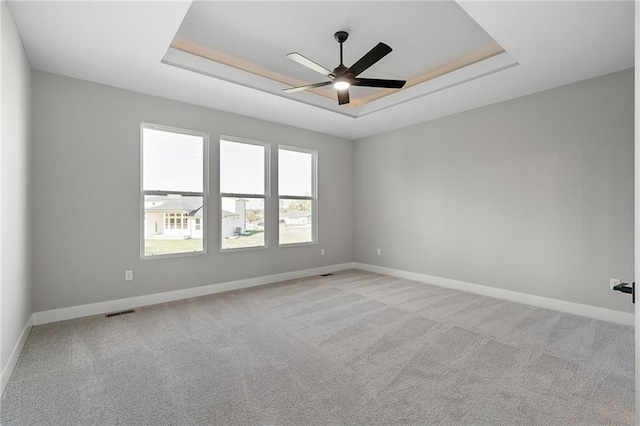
[{"x1": 140, "y1": 250, "x2": 207, "y2": 261}]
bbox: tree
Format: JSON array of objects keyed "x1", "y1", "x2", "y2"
[{"x1": 284, "y1": 199, "x2": 311, "y2": 212}]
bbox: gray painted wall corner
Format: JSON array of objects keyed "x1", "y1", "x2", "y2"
[
  {"x1": 353, "y1": 69, "x2": 635, "y2": 314},
  {"x1": 1, "y1": 0, "x2": 33, "y2": 387}
]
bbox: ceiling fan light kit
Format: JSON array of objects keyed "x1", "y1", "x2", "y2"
[
  {"x1": 333, "y1": 79, "x2": 350, "y2": 90},
  {"x1": 283, "y1": 31, "x2": 406, "y2": 105}
]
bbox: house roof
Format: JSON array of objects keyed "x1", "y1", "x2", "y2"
[
  {"x1": 146, "y1": 197, "x2": 202, "y2": 215},
  {"x1": 146, "y1": 197, "x2": 241, "y2": 219},
  {"x1": 222, "y1": 210, "x2": 239, "y2": 219}
]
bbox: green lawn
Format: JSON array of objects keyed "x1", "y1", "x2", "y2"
[
  {"x1": 279, "y1": 225, "x2": 313, "y2": 244},
  {"x1": 145, "y1": 238, "x2": 203, "y2": 256},
  {"x1": 145, "y1": 225, "x2": 313, "y2": 255},
  {"x1": 221, "y1": 230, "x2": 265, "y2": 250}
]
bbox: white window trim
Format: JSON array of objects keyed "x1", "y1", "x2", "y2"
[
  {"x1": 140, "y1": 123, "x2": 209, "y2": 260},
  {"x1": 219, "y1": 135, "x2": 271, "y2": 252},
  {"x1": 278, "y1": 144, "x2": 318, "y2": 247}
]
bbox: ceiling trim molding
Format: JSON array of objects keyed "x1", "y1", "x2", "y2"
[
  {"x1": 358, "y1": 52, "x2": 519, "y2": 117},
  {"x1": 161, "y1": 47, "x2": 358, "y2": 119},
  {"x1": 163, "y1": 45, "x2": 518, "y2": 121},
  {"x1": 171, "y1": 38, "x2": 339, "y2": 103},
  {"x1": 350, "y1": 43, "x2": 505, "y2": 107}
]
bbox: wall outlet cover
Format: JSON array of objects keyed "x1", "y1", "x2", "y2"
[{"x1": 610, "y1": 278, "x2": 621, "y2": 290}]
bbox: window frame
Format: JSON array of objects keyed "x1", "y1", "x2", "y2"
[
  {"x1": 219, "y1": 135, "x2": 271, "y2": 252},
  {"x1": 140, "y1": 123, "x2": 209, "y2": 260},
  {"x1": 278, "y1": 145, "x2": 318, "y2": 247}
]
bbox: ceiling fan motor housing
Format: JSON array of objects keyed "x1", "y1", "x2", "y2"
[{"x1": 333, "y1": 65, "x2": 350, "y2": 77}]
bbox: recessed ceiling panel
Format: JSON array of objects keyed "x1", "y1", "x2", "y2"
[
  {"x1": 163, "y1": 1, "x2": 516, "y2": 116},
  {"x1": 7, "y1": 0, "x2": 632, "y2": 138}
]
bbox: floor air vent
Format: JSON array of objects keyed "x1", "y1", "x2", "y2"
[
  {"x1": 320, "y1": 273, "x2": 334, "y2": 277},
  {"x1": 105, "y1": 309, "x2": 135, "y2": 318}
]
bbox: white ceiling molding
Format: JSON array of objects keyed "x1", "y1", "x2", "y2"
[{"x1": 163, "y1": 47, "x2": 518, "y2": 119}]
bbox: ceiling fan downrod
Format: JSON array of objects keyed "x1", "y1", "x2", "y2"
[{"x1": 334, "y1": 31, "x2": 349, "y2": 66}]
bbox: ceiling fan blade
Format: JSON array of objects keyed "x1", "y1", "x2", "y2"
[
  {"x1": 286, "y1": 52, "x2": 334, "y2": 78},
  {"x1": 337, "y1": 89, "x2": 350, "y2": 105},
  {"x1": 346, "y1": 42, "x2": 392, "y2": 77},
  {"x1": 282, "y1": 81, "x2": 332, "y2": 93},
  {"x1": 354, "y1": 78, "x2": 406, "y2": 89}
]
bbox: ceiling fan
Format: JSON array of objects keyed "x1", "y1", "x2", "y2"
[{"x1": 283, "y1": 31, "x2": 406, "y2": 105}]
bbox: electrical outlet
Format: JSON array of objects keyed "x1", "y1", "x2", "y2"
[
  {"x1": 610, "y1": 278, "x2": 621, "y2": 290},
  {"x1": 125, "y1": 270, "x2": 133, "y2": 281},
  {"x1": 377, "y1": 248, "x2": 382, "y2": 256},
  {"x1": 321, "y1": 249, "x2": 325, "y2": 256}
]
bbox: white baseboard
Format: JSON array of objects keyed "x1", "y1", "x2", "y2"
[
  {"x1": 1, "y1": 316, "x2": 32, "y2": 396},
  {"x1": 32, "y1": 263, "x2": 357, "y2": 326},
  {"x1": 354, "y1": 263, "x2": 634, "y2": 326},
  {"x1": 31, "y1": 261, "x2": 633, "y2": 327}
]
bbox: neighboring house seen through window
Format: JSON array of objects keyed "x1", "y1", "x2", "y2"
[
  {"x1": 141, "y1": 124, "x2": 207, "y2": 257},
  {"x1": 279, "y1": 147, "x2": 317, "y2": 245},
  {"x1": 220, "y1": 137, "x2": 268, "y2": 250}
]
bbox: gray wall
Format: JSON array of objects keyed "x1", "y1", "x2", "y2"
[
  {"x1": 354, "y1": 69, "x2": 635, "y2": 313},
  {"x1": 1, "y1": 0, "x2": 32, "y2": 379},
  {"x1": 28, "y1": 65, "x2": 636, "y2": 315},
  {"x1": 32, "y1": 71, "x2": 353, "y2": 312}
]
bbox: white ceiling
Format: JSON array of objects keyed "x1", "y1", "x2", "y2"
[{"x1": 7, "y1": 1, "x2": 634, "y2": 140}]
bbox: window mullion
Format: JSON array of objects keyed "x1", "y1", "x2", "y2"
[
  {"x1": 144, "y1": 190, "x2": 203, "y2": 197},
  {"x1": 221, "y1": 193, "x2": 264, "y2": 199},
  {"x1": 279, "y1": 195, "x2": 314, "y2": 200}
]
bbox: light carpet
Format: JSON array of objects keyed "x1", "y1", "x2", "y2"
[{"x1": 1, "y1": 269, "x2": 634, "y2": 425}]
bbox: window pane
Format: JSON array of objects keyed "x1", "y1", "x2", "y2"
[
  {"x1": 279, "y1": 198, "x2": 313, "y2": 244},
  {"x1": 221, "y1": 197, "x2": 265, "y2": 250},
  {"x1": 144, "y1": 194, "x2": 203, "y2": 256},
  {"x1": 279, "y1": 149, "x2": 312, "y2": 196},
  {"x1": 220, "y1": 140, "x2": 265, "y2": 194},
  {"x1": 143, "y1": 128, "x2": 203, "y2": 192}
]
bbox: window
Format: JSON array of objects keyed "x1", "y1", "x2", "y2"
[
  {"x1": 164, "y1": 212, "x2": 190, "y2": 230},
  {"x1": 279, "y1": 147, "x2": 316, "y2": 245},
  {"x1": 220, "y1": 137, "x2": 268, "y2": 250},
  {"x1": 141, "y1": 124, "x2": 207, "y2": 257}
]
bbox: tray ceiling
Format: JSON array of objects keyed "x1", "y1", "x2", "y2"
[
  {"x1": 165, "y1": 1, "x2": 516, "y2": 116},
  {"x1": 6, "y1": 1, "x2": 634, "y2": 139}
]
